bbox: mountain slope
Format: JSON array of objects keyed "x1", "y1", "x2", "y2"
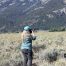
[{"x1": 0, "y1": 0, "x2": 66, "y2": 32}]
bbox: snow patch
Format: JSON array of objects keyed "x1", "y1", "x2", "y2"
[
  {"x1": 34, "y1": 7, "x2": 44, "y2": 10},
  {"x1": 0, "y1": 0, "x2": 9, "y2": 3},
  {"x1": 9, "y1": 2, "x2": 15, "y2": 6},
  {"x1": 22, "y1": 3, "x2": 26, "y2": 5},
  {"x1": 40, "y1": 0, "x2": 51, "y2": 4},
  {"x1": 46, "y1": 14, "x2": 54, "y2": 18},
  {"x1": 63, "y1": 0, "x2": 66, "y2": 4},
  {"x1": 53, "y1": 8, "x2": 66, "y2": 15}
]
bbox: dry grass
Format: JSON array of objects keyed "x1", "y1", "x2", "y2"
[{"x1": 0, "y1": 31, "x2": 66, "y2": 66}]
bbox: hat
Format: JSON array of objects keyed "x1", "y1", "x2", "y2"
[{"x1": 24, "y1": 26, "x2": 32, "y2": 31}]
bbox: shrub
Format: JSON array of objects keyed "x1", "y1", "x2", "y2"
[
  {"x1": 49, "y1": 27, "x2": 66, "y2": 32},
  {"x1": 38, "y1": 49, "x2": 58, "y2": 63},
  {"x1": 47, "y1": 51, "x2": 58, "y2": 62},
  {"x1": 64, "y1": 53, "x2": 66, "y2": 58}
]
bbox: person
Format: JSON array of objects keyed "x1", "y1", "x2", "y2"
[{"x1": 21, "y1": 26, "x2": 36, "y2": 66}]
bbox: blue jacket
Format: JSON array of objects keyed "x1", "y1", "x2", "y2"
[{"x1": 21, "y1": 35, "x2": 36, "y2": 50}]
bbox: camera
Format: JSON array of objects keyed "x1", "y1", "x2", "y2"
[{"x1": 29, "y1": 29, "x2": 32, "y2": 33}]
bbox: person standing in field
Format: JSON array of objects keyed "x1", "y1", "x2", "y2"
[{"x1": 21, "y1": 26, "x2": 36, "y2": 66}]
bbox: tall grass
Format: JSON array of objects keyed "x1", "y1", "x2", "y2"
[{"x1": 0, "y1": 31, "x2": 66, "y2": 66}]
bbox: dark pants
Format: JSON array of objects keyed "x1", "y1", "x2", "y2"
[{"x1": 22, "y1": 49, "x2": 33, "y2": 66}]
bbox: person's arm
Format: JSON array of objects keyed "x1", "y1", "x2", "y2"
[
  {"x1": 21, "y1": 32, "x2": 23, "y2": 39},
  {"x1": 31, "y1": 31, "x2": 36, "y2": 40},
  {"x1": 21, "y1": 31, "x2": 24, "y2": 43}
]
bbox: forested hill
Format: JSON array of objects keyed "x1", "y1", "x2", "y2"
[{"x1": 0, "y1": 0, "x2": 66, "y2": 32}]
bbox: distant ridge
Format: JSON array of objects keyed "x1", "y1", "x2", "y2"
[{"x1": 0, "y1": 0, "x2": 66, "y2": 32}]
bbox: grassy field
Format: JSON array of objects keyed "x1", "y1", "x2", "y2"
[{"x1": 0, "y1": 31, "x2": 66, "y2": 66}]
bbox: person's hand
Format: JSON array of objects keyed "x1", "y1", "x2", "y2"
[
  {"x1": 32, "y1": 31, "x2": 34, "y2": 36},
  {"x1": 32, "y1": 31, "x2": 37, "y2": 37}
]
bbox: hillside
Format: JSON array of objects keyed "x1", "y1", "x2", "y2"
[{"x1": 0, "y1": 0, "x2": 66, "y2": 32}]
